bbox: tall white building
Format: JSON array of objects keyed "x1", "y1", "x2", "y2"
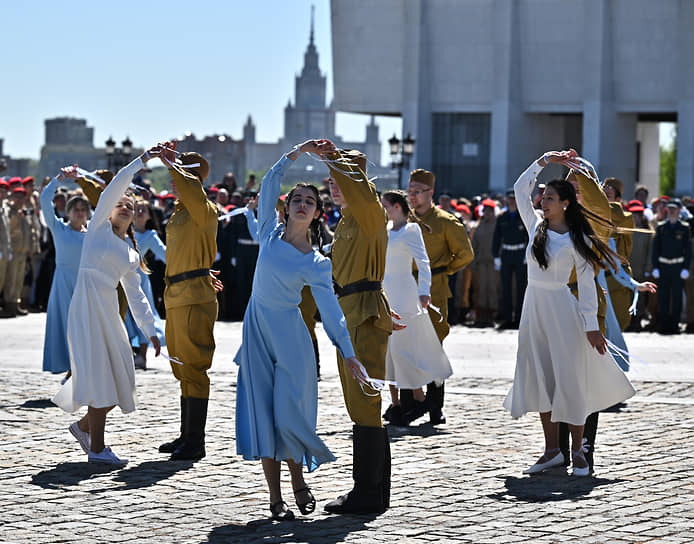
[{"x1": 331, "y1": 0, "x2": 692, "y2": 197}]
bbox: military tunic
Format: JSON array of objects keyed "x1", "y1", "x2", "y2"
[
  {"x1": 164, "y1": 163, "x2": 219, "y2": 399},
  {"x1": 471, "y1": 217, "x2": 498, "y2": 310},
  {"x1": 606, "y1": 204, "x2": 635, "y2": 330},
  {"x1": 0, "y1": 202, "x2": 11, "y2": 301},
  {"x1": 328, "y1": 151, "x2": 391, "y2": 427},
  {"x1": 5, "y1": 204, "x2": 33, "y2": 305}
]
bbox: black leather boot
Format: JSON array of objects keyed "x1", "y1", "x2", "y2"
[
  {"x1": 324, "y1": 425, "x2": 388, "y2": 514},
  {"x1": 399, "y1": 389, "x2": 415, "y2": 414},
  {"x1": 159, "y1": 396, "x2": 187, "y2": 453},
  {"x1": 170, "y1": 397, "x2": 207, "y2": 461},
  {"x1": 583, "y1": 412, "x2": 599, "y2": 472},
  {"x1": 558, "y1": 422, "x2": 571, "y2": 467},
  {"x1": 426, "y1": 381, "x2": 446, "y2": 424}
]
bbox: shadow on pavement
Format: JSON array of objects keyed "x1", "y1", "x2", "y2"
[
  {"x1": 18, "y1": 398, "x2": 56, "y2": 409},
  {"x1": 31, "y1": 462, "x2": 121, "y2": 489},
  {"x1": 204, "y1": 513, "x2": 378, "y2": 544},
  {"x1": 88, "y1": 460, "x2": 195, "y2": 492},
  {"x1": 488, "y1": 474, "x2": 624, "y2": 503},
  {"x1": 385, "y1": 423, "x2": 450, "y2": 443}
]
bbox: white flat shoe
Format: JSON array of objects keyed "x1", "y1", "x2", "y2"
[
  {"x1": 571, "y1": 447, "x2": 590, "y2": 477},
  {"x1": 69, "y1": 422, "x2": 90, "y2": 454},
  {"x1": 523, "y1": 450, "x2": 565, "y2": 474},
  {"x1": 88, "y1": 446, "x2": 128, "y2": 466}
]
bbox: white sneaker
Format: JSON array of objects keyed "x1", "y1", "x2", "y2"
[
  {"x1": 88, "y1": 446, "x2": 128, "y2": 466},
  {"x1": 69, "y1": 422, "x2": 91, "y2": 454},
  {"x1": 523, "y1": 450, "x2": 565, "y2": 474}
]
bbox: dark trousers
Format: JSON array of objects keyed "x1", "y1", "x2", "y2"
[
  {"x1": 500, "y1": 253, "x2": 527, "y2": 323},
  {"x1": 657, "y1": 264, "x2": 683, "y2": 332}
]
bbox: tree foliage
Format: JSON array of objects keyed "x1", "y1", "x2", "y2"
[{"x1": 660, "y1": 126, "x2": 677, "y2": 196}]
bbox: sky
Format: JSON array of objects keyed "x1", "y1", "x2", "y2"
[
  {"x1": 0, "y1": 1, "x2": 674, "y2": 164},
  {"x1": 0, "y1": 0, "x2": 401, "y2": 164}
]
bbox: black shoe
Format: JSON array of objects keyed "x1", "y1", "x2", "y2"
[
  {"x1": 386, "y1": 405, "x2": 407, "y2": 426},
  {"x1": 324, "y1": 426, "x2": 389, "y2": 515},
  {"x1": 383, "y1": 404, "x2": 394, "y2": 422},
  {"x1": 159, "y1": 396, "x2": 186, "y2": 453},
  {"x1": 429, "y1": 411, "x2": 447, "y2": 425},
  {"x1": 170, "y1": 397, "x2": 207, "y2": 461},
  {"x1": 403, "y1": 399, "x2": 430, "y2": 425},
  {"x1": 270, "y1": 501, "x2": 295, "y2": 521},
  {"x1": 496, "y1": 320, "x2": 514, "y2": 330}
]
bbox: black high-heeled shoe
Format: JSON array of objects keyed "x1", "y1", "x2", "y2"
[
  {"x1": 293, "y1": 486, "x2": 316, "y2": 515},
  {"x1": 270, "y1": 500, "x2": 295, "y2": 521}
]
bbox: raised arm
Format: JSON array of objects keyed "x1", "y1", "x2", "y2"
[
  {"x1": 39, "y1": 176, "x2": 61, "y2": 233},
  {"x1": 90, "y1": 157, "x2": 145, "y2": 228},
  {"x1": 244, "y1": 207, "x2": 259, "y2": 242},
  {"x1": 513, "y1": 161, "x2": 544, "y2": 233},
  {"x1": 257, "y1": 155, "x2": 291, "y2": 241}
]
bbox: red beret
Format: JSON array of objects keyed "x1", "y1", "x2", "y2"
[
  {"x1": 12, "y1": 187, "x2": 27, "y2": 195},
  {"x1": 481, "y1": 198, "x2": 496, "y2": 208},
  {"x1": 22, "y1": 176, "x2": 35, "y2": 184},
  {"x1": 0, "y1": 180, "x2": 9, "y2": 189},
  {"x1": 457, "y1": 204, "x2": 471, "y2": 215},
  {"x1": 627, "y1": 202, "x2": 645, "y2": 213},
  {"x1": 9, "y1": 177, "x2": 23, "y2": 186},
  {"x1": 163, "y1": 193, "x2": 176, "y2": 200},
  {"x1": 208, "y1": 187, "x2": 219, "y2": 194}
]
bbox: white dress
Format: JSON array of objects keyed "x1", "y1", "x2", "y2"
[
  {"x1": 502, "y1": 161, "x2": 635, "y2": 425},
  {"x1": 383, "y1": 222, "x2": 453, "y2": 389},
  {"x1": 53, "y1": 157, "x2": 156, "y2": 414}
]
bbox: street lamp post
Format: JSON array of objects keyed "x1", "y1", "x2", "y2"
[
  {"x1": 105, "y1": 136, "x2": 133, "y2": 172},
  {"x1": 388, "y1": 132, "x2": 415, "y2": 189}
]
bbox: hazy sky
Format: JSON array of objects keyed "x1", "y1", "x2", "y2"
[
  {"x1": 0, "y1": 0, "x2": 400, "y2": 163},
  {"x1": 0, "y1": 1, "x2": 674, "y2": 164}
]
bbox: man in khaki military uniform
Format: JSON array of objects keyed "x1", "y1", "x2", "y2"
[
  {"x1": 158, "y1": 144, "x2": 219, "y2": 462},
  {"x1": 323, "y1": 147, "x2": 392, "y2": 515},
  {"x1": 0, "y1": 180, "x2": 11, "y2": 314},
  {"x1": 3, "y1": 187, "x2": 33, "y2": 317},
  {"x1": 603, "y1": 177, "x2": 635, "y2": 330},
  {"x1": 470, "y1": 199, "x2": 498, "y2": 327},
  {"x1": 406, "y1": 169, "x2": 474, "y2": 424}
]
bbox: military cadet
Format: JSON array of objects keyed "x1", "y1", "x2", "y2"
[
  {"x1": 651, "y1": 199, "x2": 691, "y2": 335},
  {"x1": 603, "y1": 177, "x2": 635, "y2": 330},
  {"x1": 0, "y1": 180, "x2": 11, "y2": 314},
  {"x1": 321, "y1": 144, "x2": 392, "y2": 515},
  {"x1": 2, "y1": 186, "x2": 33, "y2": 317},
  {"x1": 492, "y1": 189, "x2": 528, "y2": 329},
  {"x1": 626, "y1": 200, "x2": 654, "y2": 330},
  {"x1": 470, "y1": 198, "x2": 498, "y2": 327},
  {"x1": 157, "y1": 142, "x2": 220, "y2": 461},
  {"x1": 405, "y1": 169, "x2": 474, "y2": 424}
]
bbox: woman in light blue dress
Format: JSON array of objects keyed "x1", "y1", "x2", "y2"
[
  {"x1": 234, "y1": 140, "x2": 363, "y2": 521},
  {"x1": 124, "y1": 200, "x2": 167, "y2": 369},
  {"x1": 40, "y1": 176, "x2": 91, "y2": 376}
]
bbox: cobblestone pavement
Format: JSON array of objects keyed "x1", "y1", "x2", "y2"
[{"x1": 1, "y1": 317, "x2": 693, "y2": 543}]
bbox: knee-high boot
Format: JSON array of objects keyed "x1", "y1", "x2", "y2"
[
  {"x1": 426, "y1": 381, "x2": 446, "y2": 424},
  {"x1": 170, "y1": 397, "x2": 208, "y2": 461},
  {"x1": 583, "y1": 412, "x2": 599, "y2": 471},
  {"x1": 159, "y1": 396, "x2": 186, "y2": 453},
  {"x1": 325, "y1": 425, "x2": 389, "y2": 514}
]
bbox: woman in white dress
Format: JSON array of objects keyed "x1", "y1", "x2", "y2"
[
  {"x1": 53, "y1": 147, "x2": 162, "y2": 465},
  {"x1": 380, "y1": 190, "x2": 453, "y2": 426},
  {"x1": 503, "y1": 149, "x2": 635, "y2": 477}
]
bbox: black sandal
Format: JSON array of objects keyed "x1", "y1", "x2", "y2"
[
  {"x1": 293, "y1": 486, "x2": 316, "y2": 515},
  {"x1": 269, "y1": 500, "x2": 295, "y2": 521}
]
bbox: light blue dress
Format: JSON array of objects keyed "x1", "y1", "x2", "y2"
[
  {"x1": 41, "y1": 177, "x2": 87, "y2": 374},
  {"x1": 235, "y1": 155, "x2": 355, "y2": 472},
  {"x1": 124, "y1": 229, "x2": 167, "y2": 347}
]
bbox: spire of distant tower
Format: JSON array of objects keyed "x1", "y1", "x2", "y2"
[{"x1": 310, "y1": 4, "x2": 315, "y2": 45}]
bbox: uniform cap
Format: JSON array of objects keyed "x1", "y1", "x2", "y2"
[
  {"x1": 12, "y1": 187, "x2": 27, "y2": 195},
  {"x1": 481, "y1": 198, "x2": 496, "y2": 208},
  {"x1": 0, "y1": 180, "x2": 9, "y2": 189},
  {"x1": 180, "y1": 152, "x2": 210, "y2": 182},
  {"x1": 22, "y1": 176, "x2": 35, "y2": 184},
  {"x1": 409, "y1": 169, "x2": 435, "y2": 188},
  {"x1": 8, "y1": 177, "x2": 23, "y2": 186}
]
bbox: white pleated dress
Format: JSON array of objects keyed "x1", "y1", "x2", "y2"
[
  {"x1": 53, "y1": 157, "x2": 156, "y2": 414},
  {"x1": 383, "y1": 222, "x2": 453, "y2": 389},
  {"x1": 503, "y1": 161, "x2": 635, "y2": 425}
]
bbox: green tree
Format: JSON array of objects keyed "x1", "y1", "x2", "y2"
[{"x1": 660, "y1": 126, "x2": 677, "y2": 196}]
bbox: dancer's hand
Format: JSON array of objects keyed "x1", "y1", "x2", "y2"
[
  {"x1": 60, "y1": 164, "x2": 80, "y2": 180},
  {"x1": 209, "y1": 269, "x2": 223, "y2": 292},
  {"x1": 344, "y1": 356, "x2": 368, "y2": 381},
  {"x1": 539, "y1": 149, "x2": 578, "y2": 168},
  {"x1": 150, "y1": 336, "x2": 161, "y2": 356},
  {"x1": 247, "y1": 196, "x2": 258, "y2": 211},
  {"x1": 636, "y1": 281, "x2": 657, "y2": 293},
  {"x1": 159, "y1": 141, "x2": 177, "y2": 165},
  {"x1": 586, "y1": 330, "x2": 607, "y2": 355},
  {"x1": 419, "y1": 295, "x2": 431, "y2": 309},
  {"x1": 391, "y1": 310, "x2": 406, "y2": 331}
]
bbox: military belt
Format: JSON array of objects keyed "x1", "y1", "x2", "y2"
[
  {"x1": 658, "y1": 257, "x2": 685, "y2": 265},
  {"x1": 502, "y1": 243, "x2": 526, "y2": 251},
  {"x1": 430, "y1": 266, "x2": 448, "y2": 275},
  {"x1": 167, "y1": 268, "x2": 210, "y2": 284},
  {"x1": 333, "y1": 279, "x2": 382, "y2": 298}
]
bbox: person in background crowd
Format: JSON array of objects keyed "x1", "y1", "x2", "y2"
[
  {"x1": 626, "y1": 199, "x2": 654, "y2": 331},
  {"x1": 52, "y1": 187, "x2": 68, "y2": 220},
  {"x1": 3, "y1": 186, "x2": 35, "y2": 317},
  {"x1": 634, "y1": 185, "x2": 654, "y2": 221},
  {"x1": 493, "y1": 189, "x2": 528, "y2": 329},
  {"x1": 470, "y1": 198, "x2": 498, "y2": 327},
  {"x1": 0, "y1": 180, "x2": 11, "y2": 314},
  {"x1": 651, "y1": 199, "x2": 691, "y2": 335},
  {"x1": 454, "y1": 201, "x2": 474, "y2": 322}
]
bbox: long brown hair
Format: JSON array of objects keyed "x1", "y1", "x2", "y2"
[
  {"x1": 532, "y1": 179, "x2": 624, "y2": 271},
  {"x1": 382, "y1": 190, "x2": 432, "y2": 233}
]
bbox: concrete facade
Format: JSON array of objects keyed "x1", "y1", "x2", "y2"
[{"x1": 331, "y1": 0, "x2": 689, "y2": 197}]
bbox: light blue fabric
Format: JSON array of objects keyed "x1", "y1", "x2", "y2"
[
  {"x1": 234, "y1": 154, "x2": 354, "y2": 472},
  {"x1": 598, "y1": 270, "x2": 629, "y2": 371},
  {"x1": 41, "y1": 177, "x2": 86, "y2": 374},
  {"x1": 245, "y1": 207, "x2": 259, "y2": 241},
  {"x1": 124, "y1": 229, "x2": 167, "y2": 347}
]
